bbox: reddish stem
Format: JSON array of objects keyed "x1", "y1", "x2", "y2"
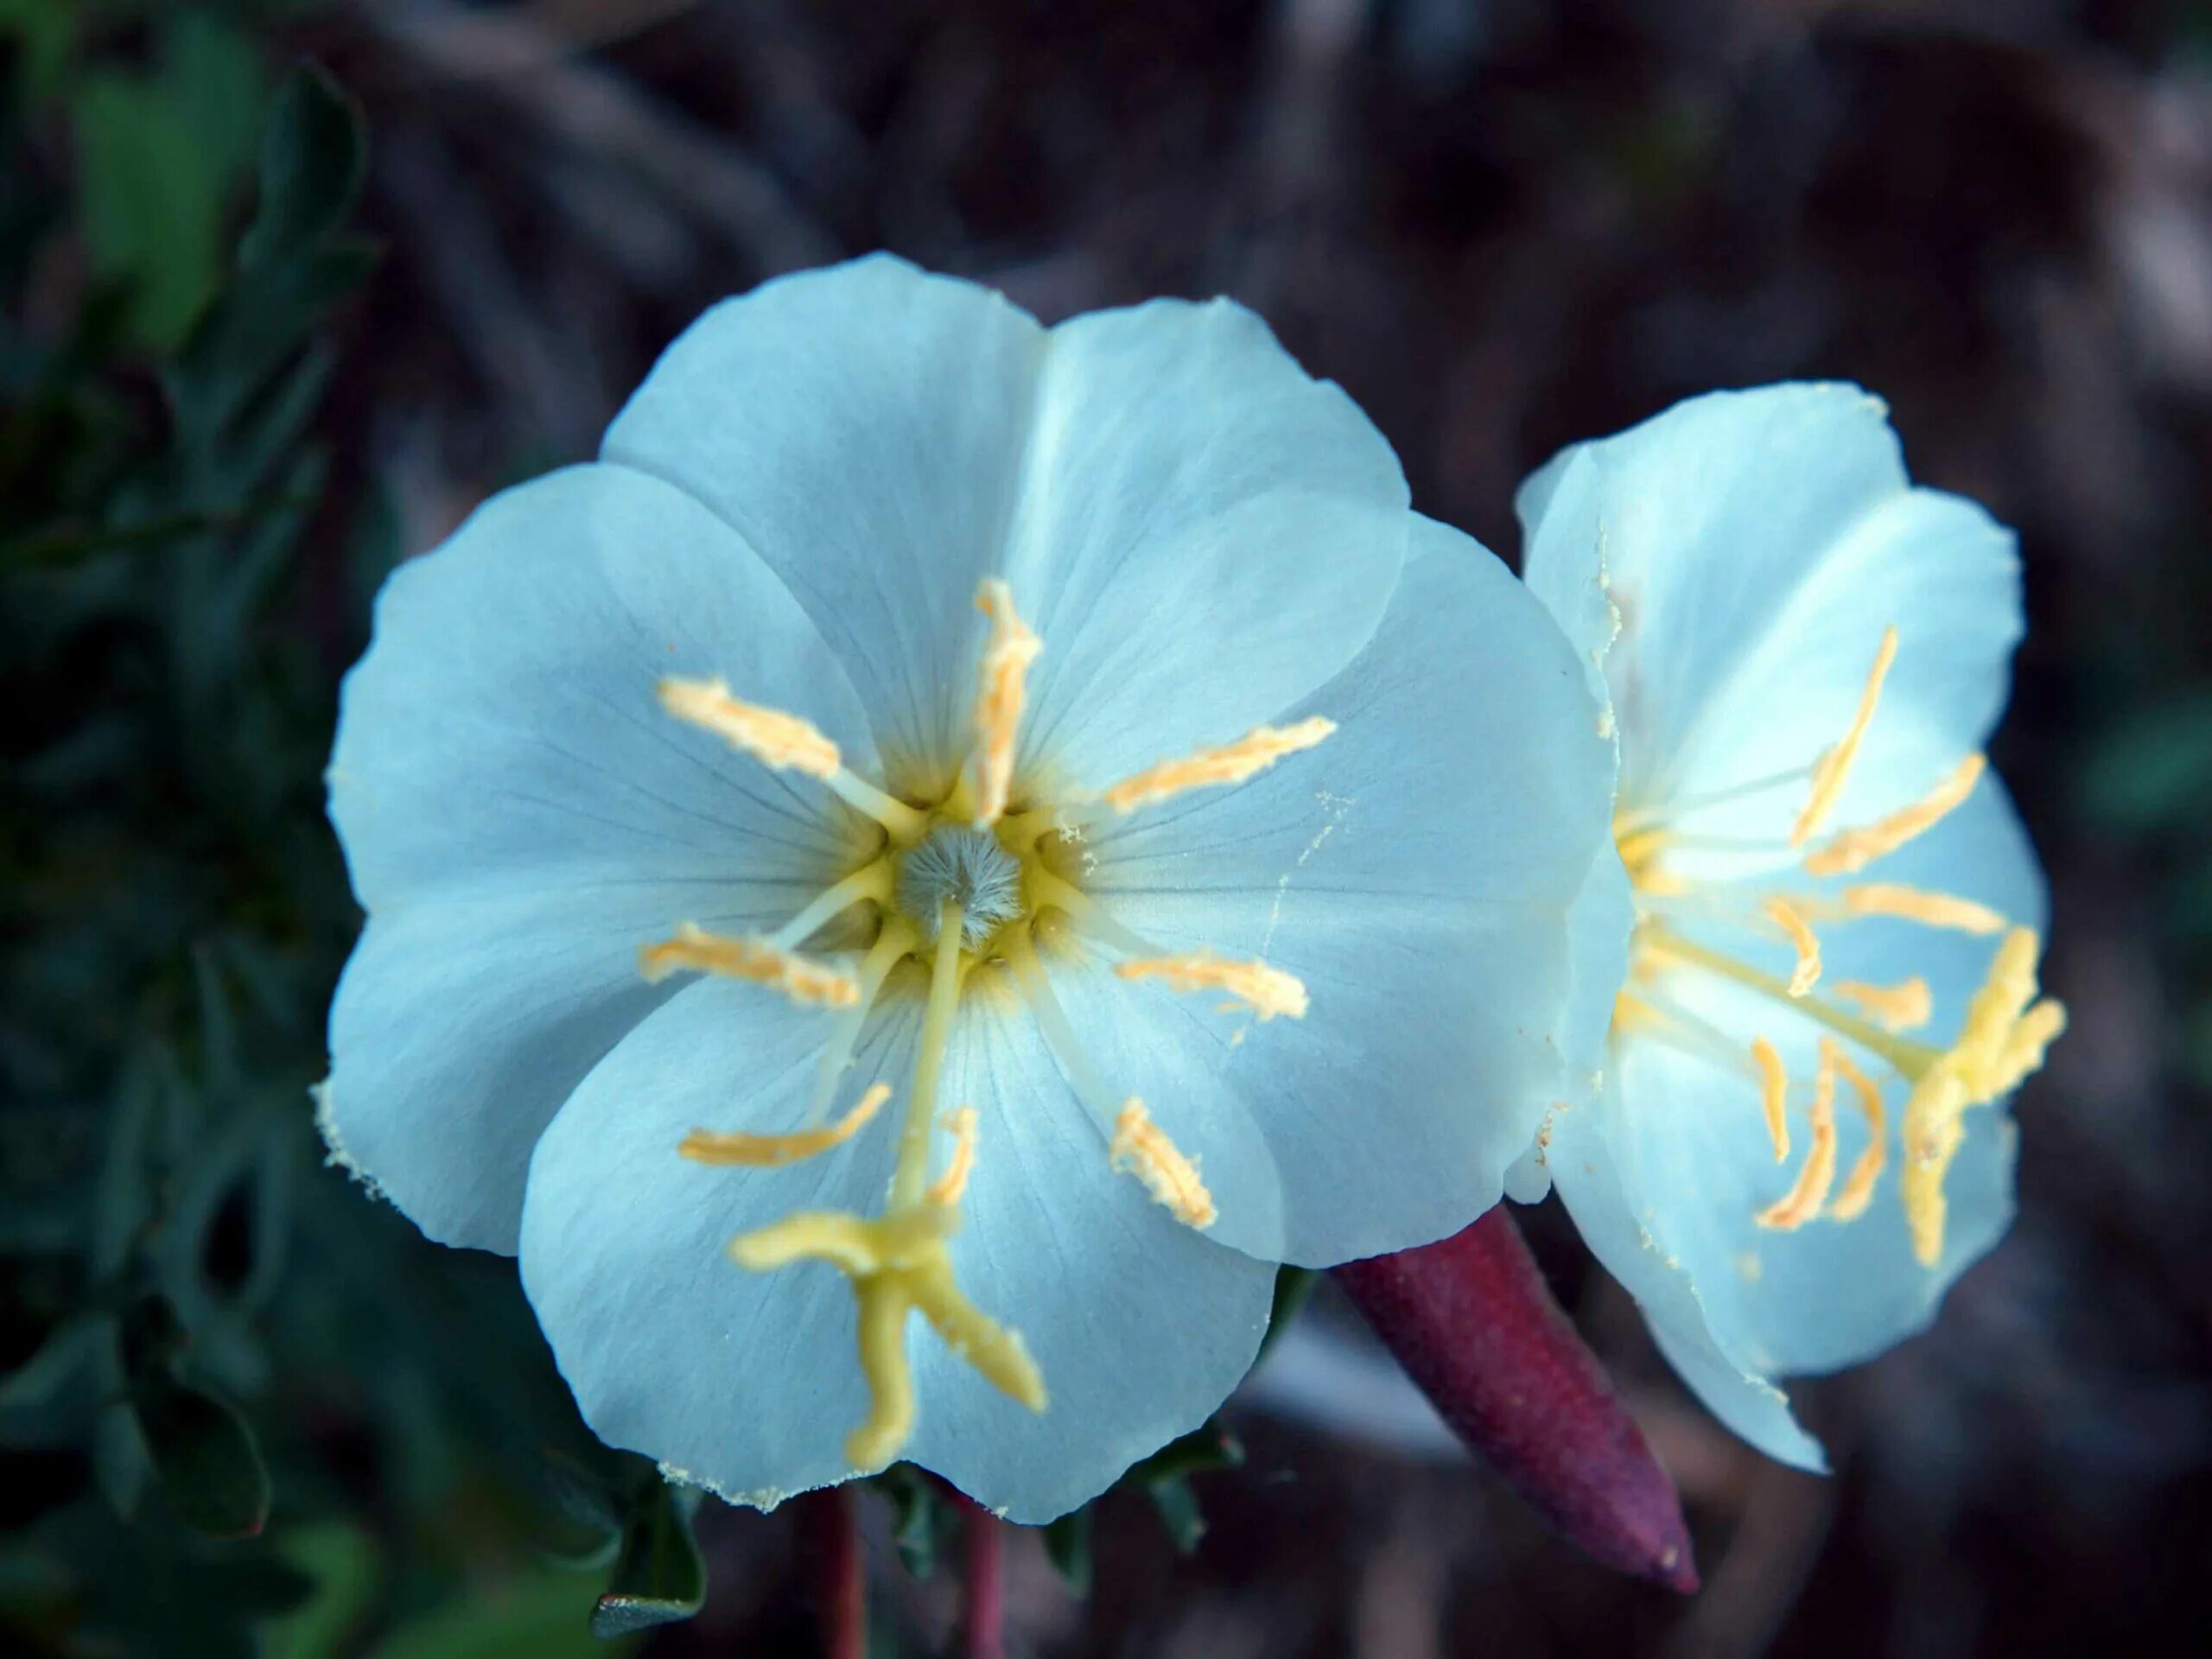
[
  {"x1": 804, "y1": 1486, "x2": 866, "y2": 1659},
  {"x1": 960, "y1": 1492, "x2": 1007, "y2": 1659},
  {"x1": 1335, "y1": 1205, "x2": 1700, "y2": 1592}
]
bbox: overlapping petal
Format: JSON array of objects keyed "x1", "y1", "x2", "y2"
[
  {"x1": 1079, "y1": 518, "x2": 1616, "y2": 1265},
  {"x1": 518, "y1": 975, "x2": 1273, "y2": 1521}
]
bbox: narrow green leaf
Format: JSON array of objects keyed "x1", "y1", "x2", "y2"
[
  {"x1": 134, "y1": 1376, "x2": 271, "y2": 1539},
  {"x1": 1146, "y1": 1475, "x2": 1206, "y2": 1554},
  {"x1": 1255, "y1": 1264, "x2": 1318, "y2": 1362},
  {"x1": 877, "y1": 1464, "x2": 958, "y2": 1578},
  {"x1": 588, "y1": 1480, "x2": 705, "y2": 1638},
  {"x1": 1041, "y1": 1507, "x2": 1093, "y2": 1597},
  {"x1": 239, "y1": 64, "x2": 368, "y2": 272}
]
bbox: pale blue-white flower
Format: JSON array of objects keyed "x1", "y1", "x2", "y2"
[
  {"x1": 319, "y1": 255, "x2": 1613, "y2": 1521},
  {"x1": 1512, "y1": 383, "x2": 2066, "y2": 1469}
]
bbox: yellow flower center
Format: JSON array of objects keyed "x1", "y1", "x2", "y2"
[
  {"x1": 632, "y1": 582, "x2": 1328, "y2": 1473},
  {"x1": 1609, "y1": 626, "x2": 2065, "y2": 1265}
]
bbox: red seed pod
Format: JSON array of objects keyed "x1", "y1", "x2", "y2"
[{"x1": 1335, "y1": 1206, "x2": 1699, "y2": 1592}]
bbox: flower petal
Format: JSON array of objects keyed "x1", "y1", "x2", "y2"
[
  {"x1": 1000, "y1": 297, "x2": 1408, "y2": 791},
  {"x1": 906, "y1": 988, "x2": 1277, "y2": 1522},
  {"x1": 330, "y1": 464, "x2": 874, "y2": 910},
  {"x1": 1078, "y1": 518, "x2": 1615, "y2": 1266},
  {"x1": 326, "y1": 463, "x2": 879, "y2": 1253},
  {"x1": 1519, "y1": 384, "x2": 2021, "y2": 836},
  {"x1": 1631, "y1": 774, "x2": 2038, "y2": 1382},
  {"x1": 519, "y1": 972, "x2": 1273, "y2": 1522}
]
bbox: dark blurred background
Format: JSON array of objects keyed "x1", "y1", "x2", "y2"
[{"x1": 4, "y1": 1, "x2": 2210, "y2": 1654}]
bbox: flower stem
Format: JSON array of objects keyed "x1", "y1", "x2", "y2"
[
  {"x1": 961, "y1": 1492, "x2": 1007, "y2": 1659},
  {"x1": 805, "y1": 1487, "x2": 865, "y2": 1659}
]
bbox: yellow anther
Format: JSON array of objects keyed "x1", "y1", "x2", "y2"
[
  {"x1": 658, "y1": 677, "x2": 840, "y2": 779},
  {"x1": 1832, "y1": 976, "x2": 1933, "y2": 1033},
  {"x1": 1827, "y1": 1041, "x2": 1888, "y2": 1222},
  {"x1": 1841, "y1": 883, "x2": 2006, "y2": 936},
  {"x1": 1756, "y1": 1042, "x2": 1838, "y2": 1230},
  {"x1": 1099, "y1": 717, "x2": 1336, "y2": 815},
  {"x1": 1109, "y1": 1100, "x2": 1217, "y2": 1228},
  {"x1": 1116, "y1": 950, "x2": 1310, "y2": 1021},
  {"x1": 1762, "y1": 897, "x2": 1823, "y2": 996},
  {"x1": 1751, "y1": 1038, "x2": 1790, "y2": 1163},
  {"x1": 679, "y1": 1083, "x2": 889, "y2": 1168},
  {"x1": 968, "y1": 580, "x2": 1039, "y2": 826},
  {"x1": 925, "y1": 1107, "x2": 979, "y2": 1206},
  {"x1": 1899, "y1": 927, "x2": 2065, "y2": 1264},
  {"x1": 1792, "y1": 626, "x2": 1898, "y2": 845},
  {"x1": 1612, "y1": 990, "x2": 1672, "y2": 1039},
  {"x1": 1804, "y1": 754, "x2": 1986, "y2": 876},
  {"x1": 639, "y1": 924, "x2": 860, "y2": 1007}
]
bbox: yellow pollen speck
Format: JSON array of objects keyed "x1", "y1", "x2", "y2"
[
  {"x1": 1109, "y1": 1099, "x2": 1217, "y2": 1228},
  {"x1": 968, "y1": 580, "x2": 1039, "y2": 826},
  {"x1": 1803, "y1": 754, "x2": 1986, "y2": 876},
  {"x1": 639, "y1": 924, "x2": 861, "y2": 1007},
  {"x1": 1762, "y1": 897, "x2": 1823, "y2": 996},
  {"x1": 1100, "y1": 717, "x2": 1335, "y2": 815},
  {"x1": 1900, "y1": 927, "x2": 2066, "y2": 1264},
  {"x1": 1757, "y1": 1041, "x2": 1838, "y2": 1230},
  {"x1": 1842, "y1": 883, "x2": 2006, "y2": 935},
  {"x1": 1751, "y1": 1038, "x2": 1789, "y2": 1162},
  {"x1": 1791, "y1": 625, "x2": 1898, "y2": 846},
  {"x1": 1832, "y1": 976, "x2": 1934, "y2": 1032},
  {"x1": 679, "y1": 1083, "x2": 888, "y2": 1167},
  {"x1": 658, "y1": 677, "x2": 841, "y2": 779},
  {"x1": 925, "y1": 1107, "x2": 979, "y2": 1206},
  {"x1": 1827, "y1": 1041, "x2": 1888, "y2": 1221},
  {"x1": 1116, "y1": 950, "x2": 1310, "y2": 1020}
]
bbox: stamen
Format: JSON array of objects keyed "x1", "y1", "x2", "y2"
[
  {"x1": 1109, "y1": 1100, "x2": 1217, "y2": 1228},
  {"x1": 659, "y1": 677, "x2": 840, "y2": 778},
  {"x1": 1004, "y1": 929, "x2": 1128, "y2": 1121},
  {"x1": 967, "y1": 580, "x2": 1039, "y2": 827},
  {"x1": 1832, "y1": 977, "x2": 1933, "y2": 1033},
  {"x1": 1751, "y1": 1038, "x2": 1790, "y2": 1162},
  {"x1": 808, "y1": 920, "x2": 918, "y2": 1122},
  {"x1": 1762, "y1": 897, "x2": 1823, "y2": 996},
  {"x1": 680, "y1": 1083, "x2": 888, "y2": 1167},
  {"x1": 1803, "y1": 754, "x2": 1986, "y2": 877},
  {"x1": 1116, "y1": 950, "x2": 1310, "y2": 1020},
  {"x1": 1756, "y1": 1042, "x2": 1838, "y2": 1230},
  {"x1": 1827, "y1": 1041, "x2": 1888, "y2": 1221},
  {"x1": 1612, "y1": 763, "x2": 1815, "y2": 835},
  {"x1": 768, "y1": 859, "x2": 894, "y2": 950},
  {"x1": 1841, "y1": 883, "x2": 2006, "y2": 936},
  {"x1": 1026, "y1": 868, "x2": 1159, "y2": 957},
  {"x1": 639, "y1": 924, "x2": 860, "y2": 1008},
  {"x1": 906, "y1": 1257, "x2": 1047, "y2": 1414},
  {"x1": 1790, "y1": 626, "x2": 1898, "y2": 845},
  {"x1": 925, "y1": 1108, "x2": 979, "y2": 1206},
  {"x1": 1099, "y1": 717, "x2": 1336, "y2": 815}
]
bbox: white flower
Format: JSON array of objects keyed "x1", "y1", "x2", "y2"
[
  {"x1": 320, "y1": 256, "x2": 1613, "y2": 1518},
  {"x1": 1516, "y1": 383, "x2": 2065, "y2": 1468}
]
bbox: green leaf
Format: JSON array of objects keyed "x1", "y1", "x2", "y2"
[
  {"x1": 1146, "y1": 1475, "x2": 1206, "y2": 1554},
  {"x1": 1255, "y1": 1264, "x2": 1317, "y2": 1362},
  {"x1": 877, "y1": 1464, "x2": 958, "y2": 1578},
  {"x1": 239, "y1": 64, "x2": 367, "y2": 273},
  {"x1": 1041, "y1": 1508, "x2": 1093, "y2": 1597},
  {"x1": 70, "y1": 72, "x2": 229, "y2": 349},
  {"x1": 2081, "y1": 690, "x2": 2212, "y2": 831},
  {"x1": 133, "y1": 1375, "x2": 271, "y2": 1539},
  {"x1": 264, "y1": 1522, "x2": 382, "y2": 1659},
  {"x1": 588, "y1": 1479, "x2": 705, "y2": 1638}
]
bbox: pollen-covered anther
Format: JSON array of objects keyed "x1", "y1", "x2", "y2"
[
  {"x1": 1791, "y1": 626, "x2": 1897, "y2": 845},
  {"x1": 1804, "y1": 754, "x2": 1986, "y2": 877},
  {"x1": 1827, "y1": 1041, "x2": 1887, "y2": 1221},
  {"x1": 1100, "y1": 717, "x2": 1336, "y2": 815},
  {"x1": 1757, "y1": 1041, "x2": 1838, "y2": 1230},
  {"x1": 679, "y1": 1083, "x2": 889, "y2": 1167},
  {"x1": 967, "y1": 580, "x2": 1039, "y2": 826},
  {"x1": 639, "y1": 923, "x2": 861, "y2": 1008},
  {"x1": 925, "y1": 1107, "x2": 979, "y2": 1206},
  {"x1": 1840, "y1": 882, "x2": 2006, "y2": 936},
  {"x1": 1109, "y1": 1099, "x2": 1217, "y2": 1228},
  {"x1": 1751, "y1": 1037, "x2": 1790, "y2": 1162},
  {"x1": 1762, "y1": 897, "x2": 1822, "y2": 997},
  {"x1": 1116, "y1": 950, "x2": 1310, "y2": 1021},
  {"x1": 1898, "y1": 927, "x2": 2067, "y2": 1264},
  {"x1": 658, "y1": 677, "x2": 840, "y2": 779},
  {"x1": 1832, "y1": 976, "x2": 1933, "y2": 1032}
]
